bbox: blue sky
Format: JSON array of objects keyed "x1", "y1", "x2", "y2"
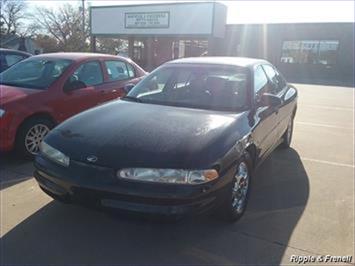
[{"x1": 25, "y1": 0, "x2": 354, "y2": 24}]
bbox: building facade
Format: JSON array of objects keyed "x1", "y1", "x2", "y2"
[
  {"x1": 90, "y1": 2, "x2": 354, "y2": 84},
  {"x1": 223, "y1": 23, "x2": 354, "y2": 84}
]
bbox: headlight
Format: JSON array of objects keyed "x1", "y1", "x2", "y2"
[
  {"x1": 39, "y1": 141, "x2": 70, "y2": 167},
  {"x1": 117, "y1": 168, "x2": 219, "y2": 184},
  {"x1": 0, "y1": 109, "x2": 5, "y2": 118}
]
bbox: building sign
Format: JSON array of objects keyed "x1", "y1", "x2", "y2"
[
  {"x1": 90, "y1": 3, "x2": 226, "y2": 37},
  {"x1": 125, "y1": 12, "x2": 170, "y2": 29}
]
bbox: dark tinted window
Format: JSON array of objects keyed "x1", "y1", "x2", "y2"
[
  {"x1": 68, "y1": 61, "x2": 103, "y2": 87},
  {"x1": 127, "y1": 65, "x2": 249, "y2": 112}
]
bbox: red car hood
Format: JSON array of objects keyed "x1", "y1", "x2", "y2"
[{"x1": 0, "y1": 85, "x2": 41, "y2": 105}]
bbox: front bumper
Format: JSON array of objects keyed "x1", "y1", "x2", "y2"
[
  {"x1": 0, "y1": 114, "x2": 16, "y2": 151},
  {"x1": 0, "y1": 111, "x2": 25, "y2": 152},
  {"x1": 34, "y1": 155, "x2": 233, "y2": 217}
]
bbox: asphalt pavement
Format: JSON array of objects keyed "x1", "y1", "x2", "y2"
[{"x1": 0, "y1": 83, "x2": 354, "y2": 265}]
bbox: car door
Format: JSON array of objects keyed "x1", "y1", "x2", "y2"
[
  {"x1": 251, "y1": 65, "x2": 279, "y2": 159},
  {"x1": 261, "y1": 64, "x2": 290, "y2": 141},
  {"x1": 100, "y1": 60, "x2": 141, "y2": 102},
  {"x1": 60, "y1": 60, "x2": 106, "y2": 120}
]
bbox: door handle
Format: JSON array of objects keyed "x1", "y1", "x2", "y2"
[
  {"x1": 272, "y1": 105, "x2": 280, "y2": 114},
  {"x1": 112, "y1": 89, "x2": 117, "y2": 93},
  {"x1": 99, "y1": 90, "x2": 116, "y2": 94}
]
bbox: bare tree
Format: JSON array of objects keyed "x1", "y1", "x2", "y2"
[
  {"x1": 30, "y1": 4, "x2": 89, "y2": 52},
  {"x1": 96, "y1": 37, "x2": 123, "y2": 55},
  {"x1": 33, "y1": 34, "x2": 59, "y2": 53},
  {"x1": 0, "y1": 0, "x2": 26, "y2": 35}
]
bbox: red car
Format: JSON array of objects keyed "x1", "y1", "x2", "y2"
[{"x1": 0, "y1": 53, "x2": 146, "y2": 158}]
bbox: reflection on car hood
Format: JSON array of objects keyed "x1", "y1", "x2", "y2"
[
  {"x1": 45, "y1": 100, "x2": 249, "y2": 169},
  {"x1": 0, "y1": 85, "x2": 41, "y2": 105}
]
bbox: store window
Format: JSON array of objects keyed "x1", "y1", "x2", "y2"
[
  {"x1": 133, "y1": 41, "x2": 144, "y2": 61},
  {"x1": 280, "y1": 40, "x2": 339, "y2": 65},
  {"x1": 318, "y1": 41, "x2": 339, "y2": 65}
]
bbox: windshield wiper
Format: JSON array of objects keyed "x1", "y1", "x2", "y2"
[{"x1": 121, "y1": 96, "x2": 143, "y2": 103}]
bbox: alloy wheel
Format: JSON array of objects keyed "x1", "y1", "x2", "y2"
[
  {"x1": 24, "y1": 124, "x2": 50, "y2": 155},
  {"x1": 232, "y1": 161, "x2": 250, "y2": 214}
]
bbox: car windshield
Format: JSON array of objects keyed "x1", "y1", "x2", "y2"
[
  {"x1": 126, "y1": 64, "x2": 250, "y2": 112},
  {"x1": 0, "y1": 58, "x2": 73, "y2": 89}
]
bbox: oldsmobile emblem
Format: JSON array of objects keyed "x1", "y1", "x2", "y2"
[{"x1": 86, "y1": 155, "x2": 98, "y2": 163}]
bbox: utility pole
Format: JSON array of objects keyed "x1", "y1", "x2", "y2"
[
  {"x1": 79, "y1": 0, "x2": 86, "y2": 50},
  {"x1": 82, "y1": 0, "x2": 85, "y2": 41}
]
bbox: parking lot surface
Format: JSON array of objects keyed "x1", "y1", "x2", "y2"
[{"x1": 1, "y1": 84, "x2": 354, "y2": 265}]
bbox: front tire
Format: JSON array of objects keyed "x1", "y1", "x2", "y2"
[
  {"x1": 219, "y1": 153, "x2": 252, "y2": 222},
  {"x1": 16, "y1": 117, "x2": 54, "y2": 159}
]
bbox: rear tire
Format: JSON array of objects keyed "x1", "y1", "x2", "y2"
[
  {"x1": 15, "y1": 117, "x2": 54, "y2": 159},
  {"x1": 280, "y1": 117, "x2": 294, "y2": 149},
  {"x1": 219, "y1": 152, "x2": 252, "y2": 222}
]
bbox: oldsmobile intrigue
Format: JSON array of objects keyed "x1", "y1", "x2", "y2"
[{"x1": 34, "y1": 57, "x2": 297, "y2": 222}]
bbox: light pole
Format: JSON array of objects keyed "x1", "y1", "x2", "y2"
[{"x1": 82, "y1": 0, "x2": 85, "y2": 41}]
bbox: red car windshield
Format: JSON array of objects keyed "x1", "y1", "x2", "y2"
[{"x1": 0, "y1": 58, "x2": 73, "y2": 89}]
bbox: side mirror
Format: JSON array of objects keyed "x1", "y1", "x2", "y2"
[
  {"x1": 124, "y1": 83, "x2": 135, "y2": 93},
  {"x1": 259, "y1": 93, "x2": 282, "y2": 107},
  {"x1": 64, "y1": 80, "x2": 86, "y2": 92}
]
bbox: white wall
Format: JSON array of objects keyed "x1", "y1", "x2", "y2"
[
  {"x1": 213, "y1": 3, "x2": 227, "y2": 38},
  {"x1": 91, "y1": 2, "x2": 226, "y2": 37}
]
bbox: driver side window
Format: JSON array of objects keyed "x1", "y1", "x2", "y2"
[
  {"x1": 262, "y1": 64, "x2": 286, "y2": 95},
  {"x1": 254, "y1": 65, "x2": 269, "y2": 99},
  {"x1": 67, "y1": 61, "x2": 103, "y2": 88}
]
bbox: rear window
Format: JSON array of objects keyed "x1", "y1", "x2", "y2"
[{"x1": 105, "y1": 60, "x2": 135, "y2": 81}]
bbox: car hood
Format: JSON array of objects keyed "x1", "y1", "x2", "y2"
[
  {"x1": 0, "y1": 85, "x2": 41, "y2": 105},
  {"x1": 45, "y1": 100, "x2": 249, "y2": 169}
]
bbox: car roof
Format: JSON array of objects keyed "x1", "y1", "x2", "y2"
[
  {"x1": 167, "y1": 57, "x2": 270, "y2": 68},
  {"x1": 31, "y1": 52, "x2": 127, "y2": 62},
  {"x1": 0, "y1": 48, "x2": 32, "y2": 56}
]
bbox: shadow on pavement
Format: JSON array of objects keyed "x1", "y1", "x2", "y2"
[
  {"x1": 0, "y1": 151, "x2": 27, "y2": 168},
  {"x1": 0, "y1": 152, "x2": 34, "y2": 190},
  {"x1": 1, "y1": 148, "x2": 309, "y2": 265},
  {"x1": 0, "y1": 177, "x2": 32, "y2": 190}
]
